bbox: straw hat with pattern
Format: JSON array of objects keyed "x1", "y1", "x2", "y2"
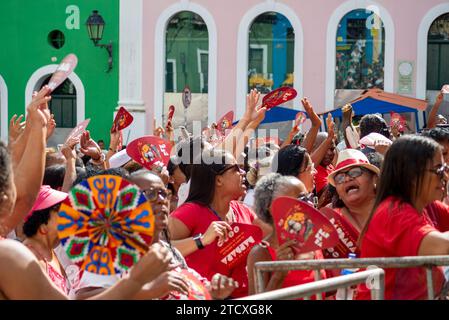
[{"x1": 327, "y1": 149, "x2": 380, "y2": 186}]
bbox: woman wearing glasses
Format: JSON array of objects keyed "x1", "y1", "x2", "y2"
[
  {"x1": 168, "y1": 149, "x2": 268, "y2": 298},
  {"x1": 128, "y1": 170, "x2": 238, "y2": 300},
  {"x1": 358, "y1": 135, "x2": 449, "y2": 300},
  {"x1": 326, "y1": 149, "x2": 380, "y2": 249},
  {"x1": 247, "y1": 173, "x2": 326, "y2": 296}
]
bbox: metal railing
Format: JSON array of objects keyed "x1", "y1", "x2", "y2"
[
  {"x1": 254, "y1": 255, "x2": 449, "y2": 300},
  {"x1": 238, "y1": 269, "x2": 385, "y2": 300}
]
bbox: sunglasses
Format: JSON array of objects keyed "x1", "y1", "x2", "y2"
[
  {"x1": 217, "y1": 164, "x2": 243, "y2": 175},
  {"x1": 428, "y1": 163, "x2": 449, "y2": 180},
  {"x1": 334, "y1": 167, "x2": 366, "y2": 185},
  {"x1": 142, "y1": 188, "x2": 171, "y2": 202}
]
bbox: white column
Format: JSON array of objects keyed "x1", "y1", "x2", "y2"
[{"x1": 119, "y1": 0, "x2": 146, "y2": 142}]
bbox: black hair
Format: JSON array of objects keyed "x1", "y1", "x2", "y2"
[
  {"x1": 359, "y1": 114, "x2": 390, "y2": 139},
  {"x1": 421, "y1": 127, "x2": 449, "y2": 144},
  {"x1": 272, "y1": 144, "x2": 308, "y2": 177},
  {"x1": 0, "y1": 140, "x2": 11, "y2": 196},
  {"x1": 366, "y1": 152, "x2": 384, "y2": 170},
  {"x1": 175, "y1": 137, "x2": 208, "y2": 181},
  {"x1": 23, "y1": 203, "x2": 60, "y2": 237},
  {"x1": 360, "y1": 135, "x2": 441, "y2": 242},
  {"x1": 43, "y1": 165, "x2": 66, "y2": 190},
  {"x1": 185, "y1": 149, "x2": 232, "y2": 206},
  {"x1": 73, "y1": 167, "x2": 130, "y2": 186},
  {"x1": 167, "y1": 156, "x2": 178, "y2": 176}
]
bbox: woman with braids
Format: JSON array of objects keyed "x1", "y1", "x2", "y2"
[{"x1": 358, "y1": 135, "x2": 449, "y2": 300}]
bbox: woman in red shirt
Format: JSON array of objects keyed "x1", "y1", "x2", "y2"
[
  {"x1": 324, "y1": 149, "x2": 380, "y2": 260},
  {"x1": 168, "y1": 149, "x2": 267, "y2": 298},
  {"x1": 358, "y1": 135, "x2": 449, "y2": 300}
]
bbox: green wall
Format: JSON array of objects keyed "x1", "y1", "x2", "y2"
[{"x1": 0, "y1": 0, "x2": 119, "y2": 144}]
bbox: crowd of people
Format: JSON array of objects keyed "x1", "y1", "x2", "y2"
[{"x1": 1, "y1": 83, "x2": 449, "y2": 300}]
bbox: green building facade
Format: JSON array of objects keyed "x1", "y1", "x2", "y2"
[{"x1": 0, "y1": 0, "x2": 119, "y2": 146}]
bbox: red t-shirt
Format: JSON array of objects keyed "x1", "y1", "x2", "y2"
[
  {"x1": 171, "y1": 200, "x2": 257, "y2": 298},
  {"x1": 425, "y1": 201, "x2": 449, "y2": 232},
  {"x1": 357, "y1": 196, "x2": 444, "y2": 300},
  {"x1": 265, "y1": 243, "x2": 326, "y2": 298},
  {"x1": 315, "y1": 165, "x2": 334, "y2": 194}
]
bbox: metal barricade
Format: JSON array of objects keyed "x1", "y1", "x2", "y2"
[
  {"x1": 254, "y1": 255, "x2": 449, "y2": 300},
  {"x1": 239, "y1": 269, "x2": 384, "y2": 300}
]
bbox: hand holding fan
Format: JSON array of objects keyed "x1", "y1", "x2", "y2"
[
  {"x1": 126, "y1": 136, "x2": 172, "y2": 171},
  {"x1": 271, "y1": 197, "x2": 338, "y2": 255},
  {"x1": 57, "y1": 175, "x2": 155, "y2": 275},
  {"x1": 111, "y1": 106, "x2": 134, "y2": 133}
]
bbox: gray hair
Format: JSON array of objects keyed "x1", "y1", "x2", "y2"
[{"x1": 254, "y1": 173, "x2": 299, "y2": 225}]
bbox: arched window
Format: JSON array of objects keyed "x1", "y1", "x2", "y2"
[
  {"x1": 40, "y1": 76, "x2": 77, "y2": 128},
  {"x1": 427, "y1": 13, "x2": 449, "y2": 91},
  {"x1": 248, "y1": 12, "x2": 294, "y2": 94},
  {"x1": 335, "y1": 9, "x2": 385, "y2": 103},
  {"x1": 164, "y1": 11, "x2": 209, "y2": 128}
]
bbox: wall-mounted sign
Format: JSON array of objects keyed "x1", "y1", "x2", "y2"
[{"x1": 397, "y1": 60, "x2": 414, "y2": 95}]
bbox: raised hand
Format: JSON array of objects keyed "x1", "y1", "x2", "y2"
[
  {"x1": 80, "y1": 130, "x2": 101, "y2": 160},
  {"x1": 301, "y1": 97, "x2": 321, "y2": 127},
  {"x1": 27, "y1": 86, "x2": 52, "y2": 127},
  {"x1": 154, "y1": 126, "x2": 165, "y2": 138},
  {"x1": 109, "y1": 129, "x2": 121, "y2": 152},
  {"x1": 61, "y1": 136, "x2": 79, "y2": 160},
  {"x1": 46, "y1": 114, "x2": 56, "y2": 140},
  {"x1": 244, "y1": 89, "x2": 265, "y2": 122},
  {"x1": 9, "y1": 114, "x2": 26, "y2": 144},
  {"x1": 326, "y1": 113, "x2": 335, "y2": 140}
]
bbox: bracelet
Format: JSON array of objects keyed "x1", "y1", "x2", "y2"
[
  {"x1": 109, "y1": 147, "x2": 116, "y2": 152},
  {"x1": 193, "y1": 233, "x2": 204, "y2": 250}
]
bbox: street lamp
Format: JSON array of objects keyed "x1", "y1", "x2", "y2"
[{"x1": 86, "y1": 10, "x2": 113, "y2": 72}]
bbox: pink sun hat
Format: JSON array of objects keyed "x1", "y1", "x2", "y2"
[{"x1": 25, "y1": 185, "x2": 67, "y2": 221}]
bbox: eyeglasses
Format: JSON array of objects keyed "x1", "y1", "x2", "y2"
[
  {"x1": 217, "y1": 164, "x2": 243, "y2": 175},
  {"x1": 428, "y1": 163, "x2": 449, "y2": 180},
  {"x1": 142, "y1": 188, "x2": 171, "y2": 202},
  {"x1": 334, "y1": 167, "x2": 366, "y2": 185}
]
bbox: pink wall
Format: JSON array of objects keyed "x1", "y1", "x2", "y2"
[{"x1": 141, "y1": 0, "x2": 449, "y2": 127}]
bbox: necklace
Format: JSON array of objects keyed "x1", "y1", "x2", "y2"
[{"x1": 209, "y1": 206, "x2": 235, "y2": 223}]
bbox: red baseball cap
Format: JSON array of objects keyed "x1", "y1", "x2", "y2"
[{"x1": 25, "y1": 185, "x2": 67, "y2": 221}]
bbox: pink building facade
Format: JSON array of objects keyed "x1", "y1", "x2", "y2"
[{"x1": 118, "y1": 0, "x2": 449, "y2": 140}]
